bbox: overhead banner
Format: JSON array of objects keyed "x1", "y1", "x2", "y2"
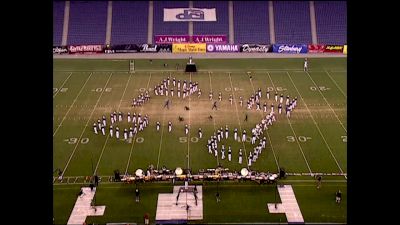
[
  {"x1": 323, "y1": 45, "x2": 344, "y2": 53},
  {"x1": 155, "y1": 35, "x2": 190, "y2": 44},
  {"x1": 308, "y1": 44, "x2": 326, "y2": 53},
  {"x1": 272, "y1": 44, "x2": 308, "y2": 53},
  {"x1": 240, "y1": 44, "x2": 272, "y2": 53},
  {"x1": 207, "y1": 44, "x2": 239, "y2": 52},
  {"x1": 53, "y1": 46, "x2": 68, "y2": 54},
  {"x1": 193, "y1": 35, "x2": 226, "y2": 43},
  {"x1": 105, "y1": 44, "x2": 139, "y2": 53},
  {"x1": 155, "y1": 35, "x2": 226, "y2": 44},
  {"x1": 172, "y1": 43, "x2": 207, "y2": 53},
  {"x1": 343, "y1": 45, "x2": 347, "y2": 54},
  {"x1": 164, "y1": 8, "x2": 217, "y2": 21},
  {"x1": 68, "y1": 45, "x2": 104, "y2": 54}
]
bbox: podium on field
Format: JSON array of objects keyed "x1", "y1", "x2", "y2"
[{"x1": 185, "y1": 56, "x2": 197, "y2": 73}]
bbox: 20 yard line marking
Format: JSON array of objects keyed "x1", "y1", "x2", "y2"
[
  {"x1": 53, "y1": 72, "x2": 72, "y2": 98},
  {"x1": 60, "y1": 73, "x2": 113, "y2": 177},
  {"x1": 208, "y1": 72, "x2": 219, "y2": 166},
  {"x1": 93, "y1": 73, "x2": 132, "y2": 175},
  {"x1": 228, "y1": 73, "x2": 249, "y2": 167},
  {"x1": 247, "y1": 73, "x2": 280, "y2": 171},
  {"x1": 124, "y1": 73, "x2": 152, "y2": 175},
  {"x1": 53, "y1": 72, "x2": 93, "y2": 137},
  {"x1": 324, "y1": 70, "x2": 347, "y2": 99},
  {"x1": 266, "y1": 72, "x2": 312, "y2": 174},
  {"x1": 286, "y1": 72, "x2": 346, "y2": 179},
  {"x1": 304, "y1": 71, "x2": 347, "y2": 133}
]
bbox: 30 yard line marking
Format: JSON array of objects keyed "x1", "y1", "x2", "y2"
[
  {"x1": 228, "y1": 73, "x2": 249, "y2": 167},
  {"x1": 53, "y1": 72, "x2": 72, "y2": 98},
  {"x1": 124, "y1": 73, "x2": 152, "y2": 175},
  {"x1": 247, "y1": 73, "x2": 279, "y2": 171},
  {"x1": 286, "y1": 72, "x2": 346, "y2": 178},
  {"x1": 53, "y1": 72, "x2": 93, "y2": 137},
  {"x1": 60, "y1": 72, "x2": 113, "y2": 177},
  {"x1": 266, "y1": 72, "x2": 312, "y2": 174},
  {"x1": 93, "y1": 73, "x2": 132, "y2": 175},
  {"x1": 156, "y1": 110, "x2": 166, "y2": 170},
  {"x1": 324, "y1": 70, "x2": 347, "y2": 99},
  {"x1": 208, "y1": 72, "x2": 219, "y2": 166},
  {"x1": 304, "y1": 71, "x2": 347, "y2": 133}
]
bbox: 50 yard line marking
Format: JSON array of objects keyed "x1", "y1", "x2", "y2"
[
  {"x1": 53, "y1": 72, "x2": 93, "y2": 137},
  {"x1": 266, "y1": 72, "x2": 312, "y2": 174},
  {"x1": 53, "y1": 72, "x2": 72, "y2": 98},
  {"x1": 247, "y1": 73, "x2": 280, "y2": 171},
  {"x1": 286, "y1": 72, "x2": 346, "y2": 179},
  {"x1": 93, "y1": 73, "x2": 132, "y2": 175},
  {"x1": 187, "y1": 72, "x2": 192, "y2": 169},
  {"x1": 60, "y1": 72, "x2": 113, "y2": 177},
  {"x1": 304, "y1": 71, "x2": 347, "y2": 133},
  {"x1": 324, "y1": 70, "x2": 347, "y2": 99},
  {"x1": 208, "y1": 72, "x2": 219, "y2": 166},
  {"x1": 124, "y1": 73, "x2": 152, "y2": 175},
  {"x1": 228, "y1": 73, "x2": 249, "y2": 167}
]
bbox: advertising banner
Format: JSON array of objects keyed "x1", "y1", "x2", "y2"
[
  {"x1": 308, "y1": 44, "x2": 326, "y2": 53},
  {"x1": 240, "y1": 44, "x2": 272, "y2": 53},
  {"x1": 207, "y1": 44, "x2": 239, "y2": 52},
  {"x1": 139, "y1": 44, "x2": 158, "y2": 53},
  {"x1": 157, "y1": 44, "x2": 173, "y2": 53},
  {"x1": 155, "y1": 35, "x2": 190, "y2": 44},
  {"x1": 323, "y1": 45, "x2": 344, "y2": 53},
  {"x1": 164, "y1": 8, "x2": 216, "y2": 21},
  {"x1": 104, "y1": 44, "x2": 139, "y2": 53},
  {"x1": 192, "y1": 35, "x2": 226, "y2": 43},
  {"x1": 53, "y1": 46, "x2": 68, "y2": 54},
  {"x1": 68, "y1": 45, "x2": 104, "y2": 54},
  {"x1": 343, "y1": 45, "x2": 347, "y2": 54},
  {"x1": 272, "y1": 44, "x2": 308, "y2": 53},
  {"x1": 172, "y1": 43, "x2": 207, "y2": 53}
]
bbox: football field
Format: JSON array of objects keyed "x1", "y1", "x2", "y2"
[{"x1": 53, "y1": 57, "x2": 347, "y2": 224}]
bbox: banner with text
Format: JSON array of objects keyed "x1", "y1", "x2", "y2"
[
  {"x1": 69, "y1": 45, "x2": 104, "y2": 54},
  {"x1": 240, "y1": 44, "x2": 272, "y2": 53},
  {"x1": 343, "y1": 45, "x2": 347, "y2": 54},
  {"x1": 104, "y1": 44, "x2": 139, "y2": 53},
  {"x1": 323, "y1": 45, "x2": 344, "y2": 53},
  {"x1": 164, "y1": 8, "x2": 216, "y2": 21},
  {"x1": 53, "y1": 46, "x2": 68, "y2": 54},
  {"x1": 172, "y1": 43, "x2": 207, "y2": 53},
  {"x1": 155, "y1": 35, "x2": 190, "y2": 44},
  {"x1": 193, "y1": 35, "x2": 226, "y2": 43},
  {"x1": 272, "y1": 44, "x2": 308, "y2": 53},
  {"x1": 207, "y1": 44, "x2": 239, "y2": 52},
  {"x1": 308, "y1": 44, "x2": 326, "y2": 53}
]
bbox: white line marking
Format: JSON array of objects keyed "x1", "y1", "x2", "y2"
[
  {"x1": 60, "y1": 73, "x2": 113, "y2": 177},
  {"x1": 286, "y1": 72, "x2": 346, "y2": 179},
  {"x1": 187, "y1": 72, "x2": 192, "y2": 169},
  {"x1": 324, "y1": 70, "x2": 347, "y2": 98},
  {"x1": 228, "y1": 73, "x2": 249, "y2": 167},
  {"x1": 53, "y1": 72, "x2": 72, "y2": 98},
  {"x1": 53, "y1": 72, "x2": 93, "y2": 137},
  {"x1": 124, "y1": 73, "x2": 152, "y2": 174},
  {"x1": 208, "y1": 72, "x2": 219, "y2": 166},
  {"x1": 156, "y1": 111, "x2": 166, "y2": 170},
  {"x1": 266, "y1": 72, "x2": 312, "y2": 174},
  {"x1": 304, "y1": 71, "x2": 347, "y2": 133},
  {"x1": 93, "y1": 73, "x2": 132, "y2": 175}
]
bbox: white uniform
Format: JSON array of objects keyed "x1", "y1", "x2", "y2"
[
  {"x1": 124, "y1": 129, "x2": 128, "y2": 140},
  {"x1": 228, "y1": 148, "x2": 232, "y2": 161},
  {"x1": 185, "y1": 125, "x2": 189, "y2": 135},
  {"x1": 109, "y1": 126, "x2": 113, "y2": 137},
  {"x1": 129, "y1": 128, "x2": 133, "y2": 138},
  {"x1": 101, "y1": 126, "x2": 105, "y2": 135},
  {"x1": 234, "y1": 129, "x2": 238, "y2": 141},
  {"x1": 198, "y1": 129, "x2": 202, "y2": 138},
  {"x1": 225, "y1": 127, "x2": 229, "y2": 139},
  {"x1": 238, "y1": 150, "x2": 243, "y2": 164},
  {"x1": 156, "y1": 122, "x2": 160, "y2": 131},
  {"x1": 242, "y1": 131, "x2": 246, "y2": 142},
  {"x1": 304, "y1": 60, "x2": 308, "y2": 71},
  {"x1": 168, "y1": 122, "x2": 172, "y2": 132},
  {"x1": 116, "y1": 128, "x2": 120, "y2": 139},
  {"x1": 127, "y1": 113, "x2": 131, "y2": 123}
]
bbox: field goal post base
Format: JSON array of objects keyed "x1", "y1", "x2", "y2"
[{"x1": 129, "y1": 60, "x2": 135, "y2": 73}]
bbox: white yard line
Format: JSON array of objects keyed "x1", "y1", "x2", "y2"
[
  {"x1": 187, "y1": 73, "x2": 192, "y2": 169},
  {"x1": 60, "y1": 73, "x2": 113, "y2": 177},
  {"x1": 286, "y1": 72, "x2": 346, "y2": 179},
  {"x1": 247, "y1": 73, "x2": 280, "y2": 171},
  {"x1": 304, "y1": 71, "x2": 347, "y2": 133},
  {"x1": 266, "y1": 72, "x2": 313, "y2": 174},
  {"x1": 93, "y1": 73, "x2": 132, "y2": 175},
  {"x1": 53, "y1": 72, "x2": 93, "y2": 137},
  {"x1": 228, "y1": 73, "x2": 249, "y2": 167},
  {"x1": 124, "y1": 73, "x2": 152, "y2": 175},
  {"x1": 156, "y1": 111, "x2": 166, "y2": 170},
  {"x1": 208, "y1": 72, "x2": 219, "y2": 166},
  {"x1": 53, "y1": 72, "x2": 73, "y2": 98},
  {"x1": 324, "y1": 70, "x2": 347, "y2": 99}
]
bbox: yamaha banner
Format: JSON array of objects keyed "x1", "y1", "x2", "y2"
[
  {"x1": 53, "y1": 46, "x2": 68, "y2": 54},
  {"x1": 207, "y1": 44, "x2": 239, "y2": 52},
  {"x1": 272, "y1": 44, "x2": 308, "y2": 54},
  {"x1": 240, "y1": 44, "x2": 272, "y2": 53}
]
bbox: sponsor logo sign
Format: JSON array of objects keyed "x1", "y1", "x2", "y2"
[
  {"x1": 343, "y1": 45, "x2": 347, "y2": 54},
  {"x1": 272, "y1": 44, "x2": 308, "y2": 53},
  {"x1": 157, "y1": 44, "x2": 172, "y2": 53},
  {"x1": 207, "y1": 44, "x2": 239, "y2": 52},
  {"x1": 155, "y1": 35, "x2": 190, "y2": 44},
  {"x1": 193, "y1": 35, "x2": 226, "y2": 43},
  {"x1": 105, "y1": 44, "x2": 139, "y2": 53},
  {"x1": 164, "y1": 8, "x2": 216, "y2": 21},
  {"x1": 172, "y1": 43, "x2": 207, "y2": 53},
  {"x1": 323, "y1": 45, "x2": 344, "y2": 53},
  {"x1": 240, "y1": 44, "x2": 271, "y2": 53},
  {"x1": 308, "y1": 44, "x2": 326, "y2": 53},
  {"x1": 139, "y1": 44, "x2": 158, "y2": 53},
  {"x1": 53, "y1": 46, "x2": 68, "y2": 54},
  {"x1": 68, "y1": 45, "x2": 104, "y2": 54}
]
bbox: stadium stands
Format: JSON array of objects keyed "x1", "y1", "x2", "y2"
[
  {"x1": 193, "y1": 1, "x2": 229, "y2": 36},
  {"x1": 273, "y1": 1, "x2": 312, "y2": 44},
  {"x1": 67, "y1": 1, "x2": 108, "y2": 45},
  {"x1": 233, "y1": 1, "x2": 270, "y2": 44},
  {"x1": 111, "y1": 1, "x2": 149, "y2": 45},
  {"x1": 53, "y1": 1, "x2": 65, "y2": 46},
  {"x1": 314, "y1": 1, "x2": 347, "y2": 44},
  {"x1": 153, "y1": 1, "x2": 189, "y2": 36}
]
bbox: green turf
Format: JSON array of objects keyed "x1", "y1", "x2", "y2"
[{"x1": 53, "y1": 58, "x2": 346, "y2": 223}]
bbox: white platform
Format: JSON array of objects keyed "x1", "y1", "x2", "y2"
[
  {"x1": 156, "y1": 185, "x2": 203, "y2": 221},
  {"x1": 67, "y1": 187, "x2": 106, "y2": 225},
  {"x1": 268, "y1": 185, "x2": 304, "y2": 223}
]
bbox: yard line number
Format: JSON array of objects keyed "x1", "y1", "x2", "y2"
[
  {"x1": 267, "y1": 87, "x2": 287, "y2": 92},
  {"x1": 64, "y1": 137, "x2": 89, "y2": 144},
  {"x1": 287, "y1": 136, "x2": 312, "y2": 142},
  {"x1": 179, "y1": 137, "x2": 199, "y2": 143},
  {"x1": 341, "y1": 135, "x2": 347, "y2": 142},
  {"x1": 310, "y1": 86, "x2": 331, "y2": 91},
  {"x1": 53, "y1": 88, "x2": 68, "y2": 93},
  {"x1": 225, "y1": 87, "x2": 244, "y2": 92},
  {"x1": 92, "y1": 88, "x2": 112, "y2": 92}
]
